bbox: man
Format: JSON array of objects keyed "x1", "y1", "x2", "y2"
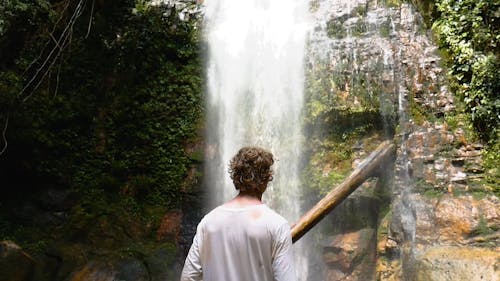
[{"x1": 181, "y1": 146, "x2": 296, "y2": 281}]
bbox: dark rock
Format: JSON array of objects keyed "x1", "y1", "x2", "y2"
[
  {"x1": 66, "y1": 258, "x2": 149, "y2": 281},
  {"x1": 11, "y1": 203, "x2": 38, "y2": 222},
  {"x1": 36, "y1": 211, "x2": 68, "y2": 226},
  {"x1": 31, "y1": 252, "x2": 61, "y2": 281},
  {"x1": 46, "y1": 242, "x2": 89, "y2": 281},
  {"x1": 327, "y1": 194, "x2": 381, "y2": 234},
  {"x1": 65, "y1": 261, "x2": 115, "y2": 281},
  {"x1": 157, "y1": 210, "x2": 183, "y2": 243},
  {"x1": 0, "y1": 241, "x2": 35, "y2": 281},
  {"x1": 145, "y1": 246, "x2": 180, "y2": 281},
  {"x1": 35, "y1": 189, "x2": 77, "y2": 212},
  {"x1": 115, "y1": 258, "x2": 149, "y2": 281}
]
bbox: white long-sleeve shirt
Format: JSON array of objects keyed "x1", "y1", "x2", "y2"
[{"x1": 181, "y1": 204, "x2": 296, "y2": 281}]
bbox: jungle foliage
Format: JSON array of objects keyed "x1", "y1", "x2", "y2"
[
  {"x1": 431, "y1": 0, "x2": 499, "y2": 142},
  {"x1": 0, "y1": 0, "x2": 203, "y2": 246},
  {"x1": 420, "y1": 0, "x2": 499, "y2": 194}
]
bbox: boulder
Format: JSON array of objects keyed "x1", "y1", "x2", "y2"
[
  {"x1": 66, "y1": 261, "x2": 116, "y2": 281},
  {"x1": 0, "y1": 241, "x2": 35, "y2": 281},
  {"x1": 114, "y1": 259, "x2": 149, "y2": 281},
  {"x1": 323, "y1": 228, "x2": 376, "y2": 281}
]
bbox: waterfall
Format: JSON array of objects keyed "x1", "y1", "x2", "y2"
[{"x1": 203, "y1": 0, "x2": 311, "y2": 279}]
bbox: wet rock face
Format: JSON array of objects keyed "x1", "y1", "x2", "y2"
[
  {"x1": 387, "y1": 194, "x2": 500, "y2": 246},
  {"x1": 433, "y1": 195, "x2": 499, "y2": 243},
  {"x1": 0, "y1": 241, "x2": 35, "y2": 281},
  {"x1": 308, "y1": 0, "x2": 498, "y2": 280},
  {"x1": 8, "y1": 188, "x2": 77, "y2": 228},
  {"x1": 414, "y1": 247, "x2": 500, "y2": 281},
  {"x1": 406, "y1": 123, "x2": 486, "y2": 193},
  {"x1": 384, "y1": 194, "x2": 499, "y2": 280},
  {"x1": 156, "y1": 209, "x2": 183, "y2": 243}
]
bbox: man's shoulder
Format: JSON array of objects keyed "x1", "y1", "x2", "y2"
[
  {"x1": 199, "y1": 206, "x2": 222, "y2": 222},
  {"x1": 203, "y1": 204, "x2": 288, "y2": 222},
  {"x1": 260, "y1": 205, "x2": 290, "y2": 226}
]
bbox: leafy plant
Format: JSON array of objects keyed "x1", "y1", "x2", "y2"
[
  {"x1": 0, "y1": 0, "x2": 204, "y2": 261},
  {"x1": 432, "y1": 0, "x2": 499, "y2": 142}
]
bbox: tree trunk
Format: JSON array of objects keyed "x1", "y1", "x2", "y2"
[{"x1": 291, "y1": 140, "x2": 395, "y2": 243}]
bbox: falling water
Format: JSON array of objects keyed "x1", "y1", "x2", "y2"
[
  {"x1": 203, "y1": 0, "x2": 311, "y2": 279},
  {"x1": 304, "y1": 0, "x2": 427, "y2": 279}
]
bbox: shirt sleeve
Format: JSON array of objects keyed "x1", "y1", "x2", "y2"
[
  {"x1": 180, "y1": 222, "x2": 204, "y2": 281},
  {"x1": 271, "y1": 222, "x2": 296, "y2": 281}
]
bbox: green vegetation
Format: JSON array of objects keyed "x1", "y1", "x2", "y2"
[
  {"x1": 471, "y1": 214, "x2": 497, "y2": 237},
  {"x1": 379, "y1": 20, "x2": 392, "y2": 38},
  {"x1": 409, "y1": 0, "x2": 500, "y2": 196},
  {"x1": 422, "y1": 188, "x2": 444, "y2": 199},
  {"x1": 353, "y1": 4, "x2": 368, "y2": 17},
  {"x1": 303, "y1": 55, "x2": 391, "y2": 195},
  {"x1": 431, "y1": 0, "x2": 499, "y2": 142},
  {"x1": 326, "y1": 18, "x2": 347, "y2": 39},
  {"x1": 303, "y1": 140, "x2": 354, "y2": 195},
  {"x1": 352, "y1": 20, "x2": 368, "y2": 37},
  {"x1": 381, "y1": 0, "x2": 402, "y2": 9},
  {"x1": 482, "y1": 140, "x2": 500, "y2": 196},
  {"x1": 0, "y1": 0, "x2": 204, "y2": 273},
  {"x1": 309, "y1": 0, "x2": 320, "y2": 13}
]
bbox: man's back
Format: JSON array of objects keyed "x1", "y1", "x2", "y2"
[{"x1": 181, "y1": 204, "x2": 295, "y2": 281}]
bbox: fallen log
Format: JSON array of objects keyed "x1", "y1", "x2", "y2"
[{"x1": 291, "y1": 140, "x2": 395, "y2": 243}]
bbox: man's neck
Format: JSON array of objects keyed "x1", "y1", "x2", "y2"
[{"x1": 223, "y1": 192, "x2": 263, "y2": 208}]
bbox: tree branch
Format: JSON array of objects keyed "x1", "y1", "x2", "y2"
[{"x1": 0, "y1": 113, "x2": 10, "y2": 156}]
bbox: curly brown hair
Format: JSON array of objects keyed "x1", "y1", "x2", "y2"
[{"x1": 228, "y1": 146, "x2": 274, "y2": 193}]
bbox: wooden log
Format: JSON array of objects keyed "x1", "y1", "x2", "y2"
[{"x1": 291, "y1": 140, "x2": 395, "y2": 243}]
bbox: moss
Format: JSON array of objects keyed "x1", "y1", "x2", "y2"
[
  {"x1": 470, "y1": 190, "x2": 489, "y2": 200},
  {"x1": 309, "y1": 0, "x2": 320, "y2": 12},
  {"x1": 409, "y1": 108, "x2": 425, "y2": 125},
  {"x1": 303, "y1": 140, "x2": 353, "y2": 195},
  {"x1": 379, "y1": 20, "x2": 392, "y2": 38},
  {"x1": 470, "y1": 215, "x2": 496, "y2": 237},
  {"x1": 443, "y1": 98, "x2": 480, "y2": 142},
  {"x1": 353, "y1": 4, "x2": 368, "y2": 17},
  {"x1": 483, "y1": 139, "x2": 500, "y2": 197},
  {"x1": 377, "y1": 209, "x2": 392, "y2": 251},
  {"x1": 117, "y1": 241, "x2": 176, "y2": 260},
  {"x1": 188, "y1": 149, "x2": 204, "y2": 163},
  {"x1": 381, "y1": 0, "x2": 402, "y2": 8},
  {"x1": 326, "y1": 19, "x2": 347, "y2": 39},
  {"x1": 444, "y1": 112, "x2": 469, "y2": 131},
  {"x1": 352, "y1": 20, "x2": 367, "y2": 37},
  {"x1": 407, "y1": 76, "x2": 436, "y2": 126},
  {"x1": 409, "y1": 0, "x2": 438, "y2": 28},
  {"x1": 422, "y1": 188, "x2": 444, "y2": 199}
]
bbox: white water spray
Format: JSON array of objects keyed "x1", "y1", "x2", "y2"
[{"x1": 203, "y1": 0, "x2": 310, "y2": 279}]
